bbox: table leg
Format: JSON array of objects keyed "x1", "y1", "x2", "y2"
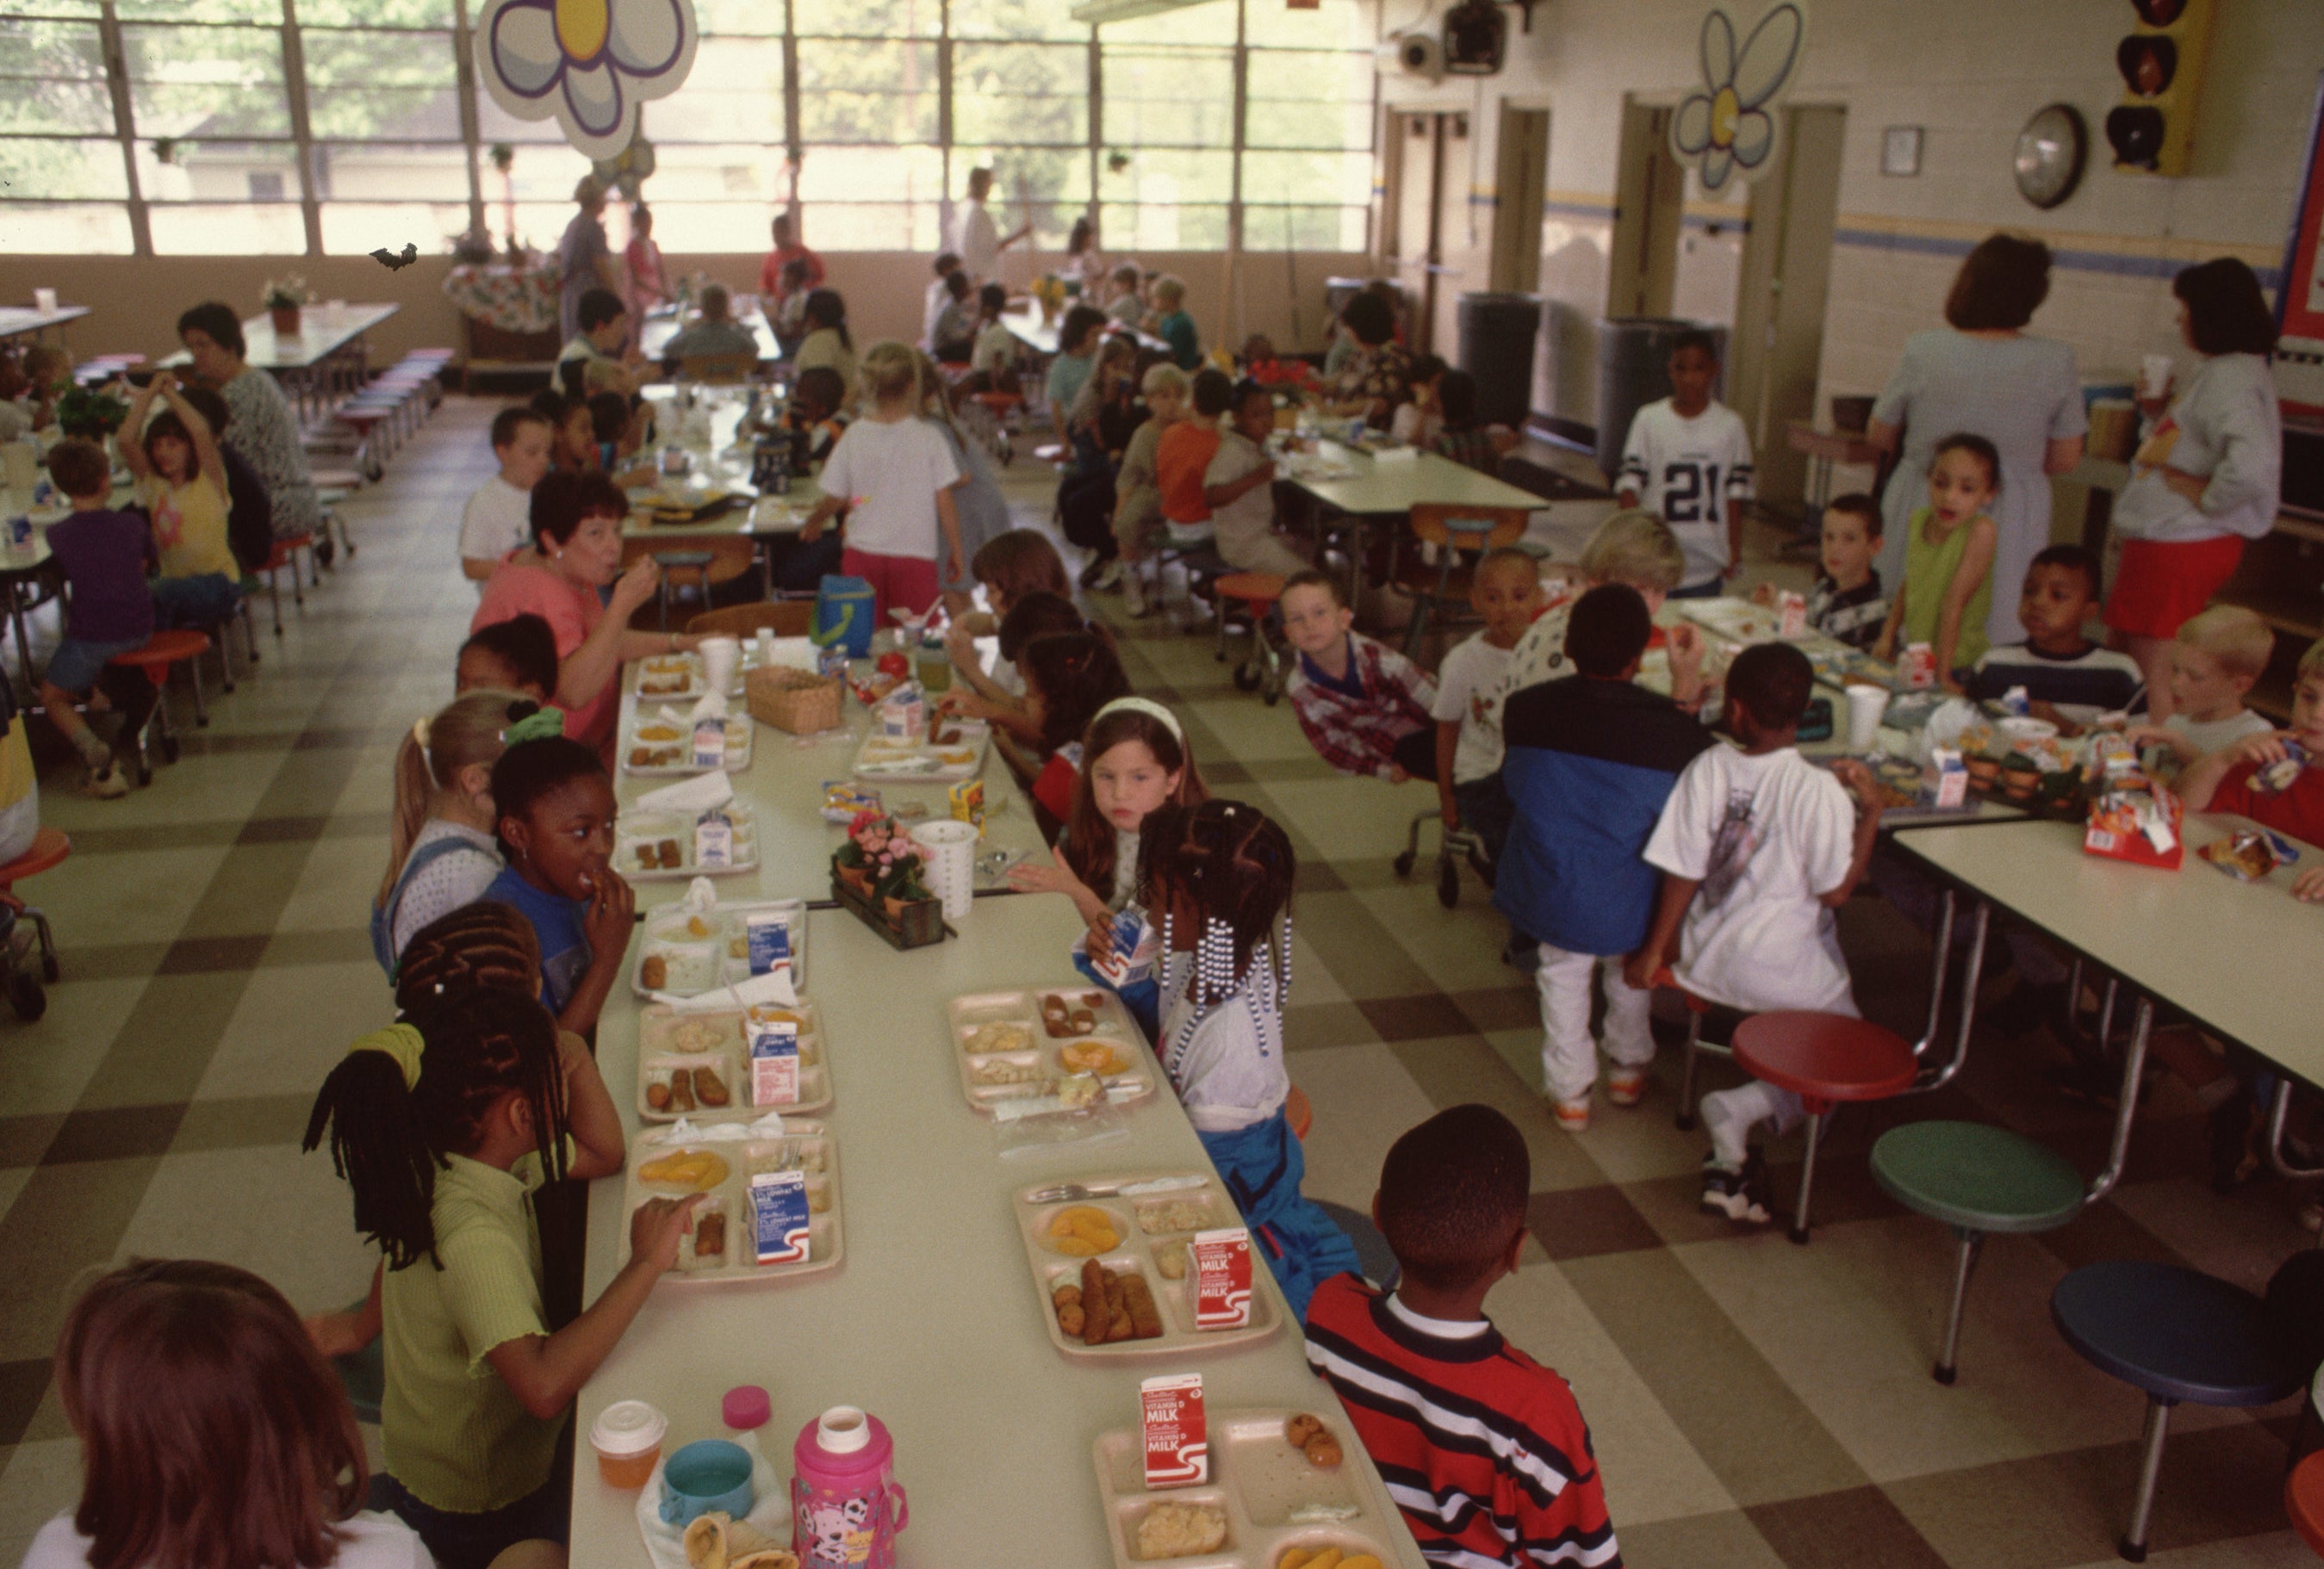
[{"x1": 2084, "y1": 998, "x2": 2153, "y2": 1206}]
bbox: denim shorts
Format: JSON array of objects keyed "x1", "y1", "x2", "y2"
[
  {"x1": 150, "y1": 572, "x2": 241, "y2": 629},
  {"x1": 45, "y1": 636, "x2": 143, "y2": 696}
]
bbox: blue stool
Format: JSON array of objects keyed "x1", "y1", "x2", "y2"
[{"x1": 2051, "y1": 1259, "x2": 2305, "y2": 1561}]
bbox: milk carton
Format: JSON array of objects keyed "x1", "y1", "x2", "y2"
[
  {"x1": 1775, "y1": 590, "x2": 1807, "y2": 639},
  {"x1": 1923, "y1": 747, "x2": 1968, "y2": 809},
  {"x1": 691, "y1": 716, "x2": 728, "y2": 771},
  {"x1": 750, "y1": 1169, "x2": 811, "y2": 1265},
  {"x1": 747, "y1": 1012, "x2": 800, "y2": 1107},
  {"x1": 693, "y1": 809, "x2": 734, "y2": 870},
  {"x1": 745, "y1": 911, "x2": 792, "y2": 977},
  {"x1": 1191, "y1": 1228, "x2": 1253, "y2": 1330},
  {"x1": 1902, "y1": 642, "x2": 1938, "y2": 690},
  {"x1": 1140, "y1": 1374, "x2": 1207, "y2": 1489}
]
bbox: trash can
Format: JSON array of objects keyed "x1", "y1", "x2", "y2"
[
  {"x1": 1456, "y1": 292, "x2": 1542, "y2": 430},
  {"x1": 1595, "y1": 318, "x2": 1726, "y2": 480}
]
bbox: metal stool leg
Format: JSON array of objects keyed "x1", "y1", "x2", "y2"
[
  {"x1": 1676, "y1": 1010, "x2": 1707, "y2": 1131},
  {"x1": 2122, "y1": 1397, "x2": 2174, "y2": 1562},
  {"x1": 1935, "y1": 1229, "x2": 1985, "y2": 1385},
  {"x1": 1789, "y1": 1107, "x2": 1826, "y2": 1244},
  {"x1": 183, "y1": 655, "x2": 208, "y2": 728}
]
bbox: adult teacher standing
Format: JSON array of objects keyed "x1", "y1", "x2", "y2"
[
  {"x1": 951, "y1": 166, "x2": 1030, "y2": 287},
  {"x1": 2103, "y1": 257, "x2": 2282, "y2": 719},
  {"x1": 556, "y1": 177, "x2": 621, "y2": 343},
  {"x1": 1866, "y1": 233, "x2": 2085, "y2": 648}
]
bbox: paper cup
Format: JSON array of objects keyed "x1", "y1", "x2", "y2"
[
  {"x1": 589, "y1": 1399, "x2": 667, "y2": 1489},
  {"x1": 910, "y1": 819, "x2": 978, "y2": 923},
  {"x1": 2140, "y1": 354, "x2": 2173, "y2": 400},
  {"x1": 1844, "y1": 684, "x2": 1890, "y2": 753},
  {"x1": 32, "y1": 288, "x2": 57, "y2": 313},
  {"x1": 699, "y1": 636, "x2": 740, "y2": 691}
]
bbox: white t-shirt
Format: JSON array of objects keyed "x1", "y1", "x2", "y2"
[
  {"x1": 972, "y1": 321, "x2": 1014, "y2": 375},
  {"x1": 923, "y1": 276, "x2": 953, "y2": 349},
  {"x1": 1618, "y1": 399, "x2": 1755, "y2": 588},
  {"x1": 26, "y1": 1512, "x2": 436, "y2": 1569},
  {"x1": 1157, "y1": 947, "x2": 1289, "y2": 1133},
  {"x1": 2147, "y1": 706, "x2": 2275, "y2": 778},
  {"x1": 1389, "y1": 403, "x2": 1442, "y2": 450},
  {"x1": 458, "y1": 474, "x2": 532, "y2": 570},
  {"x1": 1431, "y1": 632, "x2": 1515, "y2": 784},
  {"x1": 1644, "y1": 742, "x2": 1857, "y2": 1015},
  {"x1": 817, "y1": 416, "x2": 960, "y2": 561},
  {"x1": 954, "y1": 203, "x2": 1001, "y2": 281}
]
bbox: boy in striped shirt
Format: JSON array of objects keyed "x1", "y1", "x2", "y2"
[{"x1": 1304, "y1": 1105, "x2": 1621, "y2": 1568}]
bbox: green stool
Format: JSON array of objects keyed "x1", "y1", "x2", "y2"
[{"x1": 1871, "y1": 1119, "x2": 2086, "y2": 1385}]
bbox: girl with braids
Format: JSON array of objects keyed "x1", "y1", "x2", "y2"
[
  {"x1": 1134, "y1": 798, "x2": 1360, "y2": 1320},
  {"x1": 306, "y1": 988, "x2": 692, "y2": 1569},
  {"x1": 372, "y1": 696, "x2": 550, "y2": 973},
  {"x1": 482, "y1": 729, "x2": 631, "y2": 1036},
  {"x1": 30, "y1": 1259, "x2": 431, "y2": 1569},
  {"x1": 1015, "y1": 629, "x2": 1129, "y2": 825}
]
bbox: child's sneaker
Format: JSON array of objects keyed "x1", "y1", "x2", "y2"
[
  {"x1": 85, "y1": 764, "x2": 129, "y2": 799},
  {"x1": 1123, "y1": 570, "x2": 1151, "y2": 617},
  {"x1": 1700, "y1": 1152, "x2": 1772, "y2": 1225},
  {"x1": 1606, "y1": 1068, "x2": 1648, "y2": 1107},
  {"x1": 1550, "y1": 1096, "x2": 1591, "y2": 1133}
]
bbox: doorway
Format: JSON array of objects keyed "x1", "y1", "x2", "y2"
[
  {"x1": 1606, "y1": 98, "x2": 1684, "y2": 319},
  {"x1": 1492, "y1": 106, "x2": 1549, "y2": 294},
  {"x1": 1727, "y1": 103, "x2": 1847, "y2": 512},
  {"x1": 1385, "y1": 112, "x2": 1444, "y2": 355}
]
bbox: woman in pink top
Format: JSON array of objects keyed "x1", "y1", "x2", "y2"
[
  {"x1": 471, "y1": 470, "x2": 696, "y2": 765},
  {"x1": 624, "y1": 203, "x2": 672, "y2": 317}
]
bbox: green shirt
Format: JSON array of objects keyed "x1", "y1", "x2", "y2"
[
  {"x1": 382, "y1": 1150, "x2": 561, "y2": 1514},
  {"x1": 1900, "y1": 505, "x2": 1992, "y2": 673}
]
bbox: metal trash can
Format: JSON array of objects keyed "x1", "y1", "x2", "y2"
[
  {"x1": 1455, "y1": 292, "x2": 1543, "y2": 430},
  {"x1": 1595, "y1": 317, "x2": 1726, "y2": 479}
]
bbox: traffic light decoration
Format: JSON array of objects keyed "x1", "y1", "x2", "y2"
[{"x1": 2104, "y1": 0, "x2": 2215, "y2": 177}]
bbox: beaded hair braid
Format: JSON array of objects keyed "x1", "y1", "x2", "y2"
[{"x1": 1148, "y1": 800, "x2": 1296, "y2": 1008}]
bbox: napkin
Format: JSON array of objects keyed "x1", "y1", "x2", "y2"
[
  {"x1": 657, "y1": 1109, "x2": 790, "y2": 1144},
  {"x1": 631, "y1": 1429, "x2": 789, "y2": 1569},
  {"x1": 687, "y1": 689, "x2": 728, "y2": 723},
  {"x1": 637, "y1": 772, "x2": 735, "y2": 815},
  {"x1": 651, "y1": 958, "x2": 798, "y2": 1014}
]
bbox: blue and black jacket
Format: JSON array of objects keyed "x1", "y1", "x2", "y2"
[{"x1": 1494, "y1": 675, "x2": 1712, "y2": 958}]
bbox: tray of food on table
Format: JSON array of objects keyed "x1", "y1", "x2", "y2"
[
  {"x1": 1013, "y1": 1168, "x2": 1280, "y2": 1359},
  {"x1": 624, "y1": 707, "x2": 755, "y2": 775},
  {"x1": 616, "y1": 802, "x2": 759, "y2": 879},
  {"x1": 635, "y1": 649, "x2": 774, "y2": 702},
  {"x1": 852, "y1": 717, "x2": 989, "y2": 783},
  {"x1": 1093, "y1": 1405, "x2": 1399, "y2": 1566},
  {"x1": 950, "y1": 988, "x2": 1157, "y2": 1113},
  {"x1": 637, "y1": 1000, "x2": 830, "y2": 1121},
  {"x1": 634, "y1": 900, "x2": 807, "y2": 996},
  {"x1": 621, "y1": 1118, "x2": 841, "y2": 1283}
]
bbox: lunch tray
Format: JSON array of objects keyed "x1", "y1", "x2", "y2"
[
  {"x1": 632, "y1": 899, "x2": 808, "y2": 997},
  {"x1": 617, "y1": 802, "x2": 761, "y2": 881},
  {"x1": 949, "y1": 987, "x2": 1158, "y2": 1114},
  {"x1": 1012, "y1": 1169, "x2": 1281, "y2": 1361},
  {"x1": 852, "y1": 721, "x2": 990, "y2": 784},
  {"x1": 636, "y1": 1001, "x2": 831, "y2": 1122},
  {"x1": 1093, "y1": 1407, "x2": 1403, "y2": 1567},
  {"x1": 622, "y1": 710, "x2": 755, "y2": 776},
  {"x1": 634, "y1": 648, "x2": 781, "y2": 704},
  {"x1": 620, "y1": 1119, "x2": 842, "y2": 1286}
]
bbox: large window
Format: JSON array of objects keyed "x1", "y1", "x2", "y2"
[{"x1": 0, "y1": 0, "x2": 1376, "y2": 257}]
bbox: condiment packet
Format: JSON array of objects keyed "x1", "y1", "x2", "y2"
[
  {"x1": 822, "y1": 781, "x2": 881, "y2": 823},
  {"x1": 2253, "y1": 740, "x2": 2310, "y2": 797},
  {"x1": 1141, "y1": 1374, "x2": 1208, "y2": 1488},
  {"x1": 2198, "y1": 829, "x2": 2300, "y2": 882}
]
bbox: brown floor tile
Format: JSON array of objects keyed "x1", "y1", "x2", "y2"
[
  {"x1": 235, "y1": 813, "x2": 332, "y2": 845},
  {"x1": 171, "y1": 1094, "x2": 316, "y2": 1154},
  {"x1": 43, "y1": 1104, "x2": 184, "y2": 1165},
  {"x1": 0, "y1": 1116, "x2": 60, "y2": 1171},
  {"x1": 1283, "y1": 999, "x2": 1382, "y2": 1052},
  {"x1": 156, "y1": 933, "x2": 272, "y2": 976},
  {"x1": 1358, "y1": 991, "x2": 1476, "y2": 1042},
  {"x1": 1611, "y1": 1509, "x2": 1786, "y2": 1569},
  {"x1": 259, "y1": 926, "x2": 376, "y2": 969},
  {"x1": 50, "y1": 942, "x2": 174, "y2": 983},
  {"x1": 0, "y1": 1359, "x2": 48, "y2": 1447},
  {"x1": 1528, "y1": 1183, "x2": 1664, "y2": 1261},
  {"x1": 1746, "y1": 1484, "x2": 1948, "y2": 1569}
]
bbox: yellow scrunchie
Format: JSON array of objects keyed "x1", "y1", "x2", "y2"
[{"x1": 351, "y1": 1022, "x2": 425, "y2": 1088}]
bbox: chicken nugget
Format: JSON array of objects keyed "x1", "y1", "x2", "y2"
[
  {"x1": 692, "y1": 1067, "x2": 730, "y2": 1107},
  {"x1": 1056, "y1": 1302, "x2": 1085, "y2": 1336},
  {"x1": 1285, "y1": 1414, "x2": 1322, "y2": 1449},
  {"x1": 669, "y1": 1072, "x2": 695, "y2": 1113},
  {"x1": 694, "y1": 1211, "x2": 726, "y2": 1258},
  {"x1": 1303, "y1": 1432, "x2": 1343, "y2": 1467},
  {"x1": 1118, "y1": 1271, "x2": 1163, "y2": 1340},
  {"x1": 641, "y1": 955, "x2": 668, "y2": 990},
  {"x1": 648, "y1": 1080, "x2": 673, "y2": 1112}
]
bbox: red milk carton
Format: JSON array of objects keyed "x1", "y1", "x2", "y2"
[
  {"x1": 1775, "y1": 590, "x2": 1808, "y2": 639},
  {"x1": 1902, "y1": 642, "x2": 1937, "y2": 690},
  {"x1": 1191, "y1": 1228, "x2": 1253, "y2": 1330},
  {"x1": 1140, "y1": 1374, "x2": 1207, "y2": 1489}
]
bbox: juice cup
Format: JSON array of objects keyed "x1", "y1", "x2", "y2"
[{"x1": 591, "y1": 1399, "x2": 668, "y2": 1489}]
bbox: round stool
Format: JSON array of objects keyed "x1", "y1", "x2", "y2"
[
  {"x1": 1285, "y1": 1082, "x2": 1313, "y2": 1142},
  {"x1": 1872, "y1": 1120, "x2": 2085, "y2": 1383},
  {"x1": 2288, "y1": 1450, "x2": 2324, "y2": 1557},
  {"x1": 0, "y1": 827, "x2": 70, "y2": 1015},
  {"x1": 654, "y1": 551, "x2": 716, "y2": 630},
  {"x1": 2053, "y1": 1259, "x2": 2304, "y2": 1562},
  {"x1": 1731, "y1": 1011, "x2": 1918, "y2": 1243},
  {"x1": 1214, "y1": 572, "x2": 1287, "y2": 704},
  {"x1": 108, "y1": 629, "x2": 214, "y2": 772}
]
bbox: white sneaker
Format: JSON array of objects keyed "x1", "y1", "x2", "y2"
[
  {"x1": 86, "y1": 764, "x2": 129, "y2": 799},
  {"x1": 1123, "y1": 570, "x2": 1150, "y2": 617},
  {"x1": 1092, "y1": 559, "x2": 1124, "y2": 592},
  {"x1": 1550, "y1": 1096, "x2": 1591, "y2": 1133}
]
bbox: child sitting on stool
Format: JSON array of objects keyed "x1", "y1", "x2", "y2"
[{"x1": 1281, "y1": 569, "x2": 1438, "y2": 782}]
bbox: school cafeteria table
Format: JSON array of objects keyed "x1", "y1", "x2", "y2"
[
  {"x1": 624, "y1": 387, "x2": 829, "y2": 595},
  {"x1": 161, "y1": 303, "x2": 400, "y2": 421},
  {"x1": 1282, "y1": 443, "x2": 1543, "y2": 609},
  {"x1": 0, "y1": 303, "x2": 89, "y2": 342},
  {"x1": 637, "y1": 304, "x2": 782, "y2": 366},
  {"x1": 0, "y1": 531, "x2": 56, "y2": 698}
]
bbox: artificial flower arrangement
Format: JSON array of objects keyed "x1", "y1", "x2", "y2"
[
  {"x1": 830, "y1": 810, "x2": 944, "y2": 949},
  {"x1": 55, "y1": 384, "x2": 129, "y2": 441},
  {"x1": 263, "y1": 275, "x2": 309, "y2": 334}
]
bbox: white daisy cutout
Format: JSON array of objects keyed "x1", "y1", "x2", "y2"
[
  {"x1": 475, "y1": 0, "x2": 698, "y2": 161},
  {"x1": 1671, "y1": 3, "x2": 1805, "y2": 193}
]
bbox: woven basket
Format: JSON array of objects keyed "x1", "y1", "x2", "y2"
[{"x1": 746, "y1": 664, "x2": 842, "y2": 735}]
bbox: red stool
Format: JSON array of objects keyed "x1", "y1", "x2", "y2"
[
  {"x1": 0, "y1": 828, "x2": 68, "y2": 1019},
  {"x1": 1285, "y1": 1083, "x2": 1314, "y2": 1142},
  {"x1": 1732, "y1": 1010, "x2": 1918, "y2": 1243},
  {"x1": 1653, "y1": 968, "x2": 1717, "y2": 1130},
  {"x1": 1213, "y1": 572, "x2": 1288, "y2": 704},
  {"x1": 257, "y1": 532, "x2": 314, "y2": 632},
  {"x1": 2287, "y1": 1450, "x2": 2324, "y2": 1556},
  {"x1": 107, "y1": 629, "x2": 212, "y2": 780}
]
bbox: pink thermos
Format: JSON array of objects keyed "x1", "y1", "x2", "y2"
[{"x1": 791, "y1": 1405, "x2": 908, "y2": 1567}]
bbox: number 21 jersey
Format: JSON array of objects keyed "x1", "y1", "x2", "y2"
[{"x1": 1618, "y1": 398, "x2": 1755, "y2": 589}]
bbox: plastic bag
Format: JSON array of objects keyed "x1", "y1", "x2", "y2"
[{"x1": 990, "y1": 1076, "x2": 1134, "y2": 1157}]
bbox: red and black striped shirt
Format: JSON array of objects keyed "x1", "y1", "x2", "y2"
[{"x1": 1303, "y1": 1274, "x2": 1621, "y2": 1568}]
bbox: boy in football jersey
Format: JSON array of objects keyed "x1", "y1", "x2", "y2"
[{"x1": 1617, "y1": 330, "x2": 1755, "y2": 598}]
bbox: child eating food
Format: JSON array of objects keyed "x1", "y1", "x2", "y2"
[
  {"x1": 372, "y1": 695, "x2": 545, "y2": 974},
  {"x1": 1874, "y1": 432, "x2": 2001, "y2": 688},
  {"x1": 1282, "y1": 569, "x2": 1439, "y2": 782},
  {"x1": 1303, "y1": 1105, "x2": 1619, "y2": 1569},
  {"x1": 305, "y1": 989, "x2": 690, "y2": 1569},
  {"x1": 483, "y1": 729, "x2": 632, "y2": 1037},
  {"x1": 2122, "y1": 604, "x2": 2275, "y2": 778},
  {"x1": 2179, "y1": 636, "x2": 2324, "y2": 851},
  {"x1": 1015, "y1": 629, "x2": 1130, "y2": 826},
  {"x1": 456, "y1": 614, "x2": 558, "y2": 704},
  {"x1": 1140, "y1": 799, "x2": 1359, "y2": 1319},
  {"x1": 1965, "y1": 545, "x2": 2145, "y2": 734}
]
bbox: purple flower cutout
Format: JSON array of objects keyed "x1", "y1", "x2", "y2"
[
  {"x1": 1670, "y1": 3, "x2": 1804, "y2": 192},
  {"x1": 478, "y1": 0, "x2": 696, "y2": 158}
]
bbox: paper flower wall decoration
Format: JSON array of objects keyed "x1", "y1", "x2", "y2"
[
  {"x1": 475, "y1": 0, "x2": 698, "y2": 161},
  {"x1": 1670, "y1": 3, "x2": 1806, "y2": 193}
]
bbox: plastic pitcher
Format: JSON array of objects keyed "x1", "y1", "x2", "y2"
[{"x1": 791, "y1": 1405, "x2": 907, "y2": 1568}]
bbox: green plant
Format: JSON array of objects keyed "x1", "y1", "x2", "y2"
[
  {"x1": 55, "y1": 384, "x2": 128, "y2": 440},
  {"x1": 261, "y1": 275, "x2": 308, "y2": 309}
]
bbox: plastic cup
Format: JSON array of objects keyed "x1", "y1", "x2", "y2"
[
  {"x1": 1844, "y1": 684, "x2": 1890, "y2": 753},
  {"x1": 590, "y1": 1399, "x2": 668, "y2": 1489},
  {"x1": 699, "y1": 636, "x2": 741, "y2": 691},
  {"x1": 2140, "y1": 354, "x2": 2173, "y2": 400},
  {"x1": 2, "y1": 441, "x2": 35, "y2": 499},
  {"x1": 32, "y1": 288, "x2": 57, "y2": 313}
]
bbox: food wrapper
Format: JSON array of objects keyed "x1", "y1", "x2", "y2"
[
  {"x1": 821, "y1": 781, "x2": 880, "y2": 823},
  {"x1": 949, "y1": 778, "x2": 986, "y2": 836},
  {"x1": 2198, "y1": 829, "x2": 2300, "y2": 882},
  {"x1": 2252, "y1": 740, "x2": 2309, "y2": 797},
  {"x1": 2084, "y1": 781, "x2": 2184, "y2": 870}
]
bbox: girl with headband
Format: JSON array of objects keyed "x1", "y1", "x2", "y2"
[{"x1": 372, "y1": 694, "x2": 557, "y2": 974}]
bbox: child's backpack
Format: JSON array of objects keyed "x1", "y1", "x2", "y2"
[
  {"x1": 813, "y1": 574, "x2": 875, "y2": 658},
  {"x1": 369, "y1": 835, "x2": 487, "y2": 977}
]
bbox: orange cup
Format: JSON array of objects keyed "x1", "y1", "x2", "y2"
[{"x1": 590, "y1": 1399, "x2": 668, "y2": 1490}]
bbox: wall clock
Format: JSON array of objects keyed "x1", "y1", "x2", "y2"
[{"x1": 2015, "y1": 102, "x2": 2087, "y2": 209}]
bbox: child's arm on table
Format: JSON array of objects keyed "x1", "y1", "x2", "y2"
[
  {"x1": 1434, "y1": 721, "x2": 1462, "y2": 828},
  {"x1": 2293, "y1": 865, "x2": 2324, "y2": 904},
  {"x1": 485, "y1": 1191, "x2": 701, "y2": 1420},
  {"x1": 1666, "y1": 623, "x2": 1707, "y2": 711},
  {"x1": 797, "y1": 494, "x2": 843, "y2": 544},
  {"x1": 1623, "y1": 873, "x2": 1698, "y2": 993},
  {"x1": 559, "y1": 869, "x2": 636, "y2": 1039},
  {"x1": 2124, "y1": 723, "x2": 2199, "y2": 767},
  {"x1": 2177, "y1": 729, "x2": 2290, "y2": 812},
  {"x1": 1724, "y1": 494, "x2": 1746, "y2": 581},
  {"x1": 1931, "y1": 517, "x2": 1998, "y2": 691},
  {"x1": 1817, "y1": 760, "x2": 1885, "y2": 908},
  {"x1": 1010, "y1": 843, "x2": 1111, "y2": 928}
]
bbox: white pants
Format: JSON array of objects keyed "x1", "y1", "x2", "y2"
[
  {"x1": 1701, "y1": 1079, "x2": 1805, "y2": 1171},
  {"x1": 1537, "y1": 943, "x2": 1656, "y2": 1105}
]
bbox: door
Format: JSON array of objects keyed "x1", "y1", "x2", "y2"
[
  {"x1": 1729, "y1": 103, "x2": 1846, "y2": 512},
  {"x1": 1606, "y1": 98, "x2": 1683, "y2": 319},
  {"x1": 1426, "y1": 112, "x2": 1475, "y2": 353},
  {"x1": 1491, "y1": 106, "x2": 1549, "y2": 293},
  {"x1": 1387, "y1": 114, "x2": 1442, "y2": 353}
]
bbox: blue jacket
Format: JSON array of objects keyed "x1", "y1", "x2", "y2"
[{"x1": 1494, "y1": 675, "x2": 1711, "y2": 956}]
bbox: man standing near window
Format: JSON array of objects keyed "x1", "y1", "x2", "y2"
[{"x1": 951, "y1": 166, "x2": 1030, "y2": 288}]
